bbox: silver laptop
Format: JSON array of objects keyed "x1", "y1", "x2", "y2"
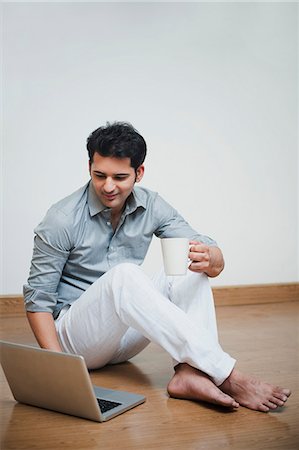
[{"x1": 0, "y1": 340, "x2": 145, "y2": 422}]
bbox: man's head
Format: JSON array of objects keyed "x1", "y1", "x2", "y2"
[
  {"x1": 87, "y1": 122, "x2": 146, "y2": 215},
  {"x1": 87, "y1": 122, "x2": 147, "y2": 171}
]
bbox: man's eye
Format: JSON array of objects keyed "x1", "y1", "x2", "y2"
[{"x1": 115, "y1": 176, "x2": 127, "y2": 181}]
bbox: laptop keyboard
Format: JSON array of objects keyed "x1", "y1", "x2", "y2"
[{"x1": 97, "y1": 398, "x2": 122, "y2": 413}]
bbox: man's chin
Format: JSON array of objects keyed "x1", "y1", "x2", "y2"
[
  {"x1": 101, "y1": 194, "x2": 118, "y2": 204},
  {"x1": 101, "y1": 197, "x2": 123, "y2": 210}
]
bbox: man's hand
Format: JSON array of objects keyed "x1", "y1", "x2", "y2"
[{"x1": 188, "y1": 241, "x2": 224, "y2": 278}]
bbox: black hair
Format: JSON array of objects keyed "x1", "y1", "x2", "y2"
[{"x1": 86, "y1": 122, "x2": 147, "y2": 170}]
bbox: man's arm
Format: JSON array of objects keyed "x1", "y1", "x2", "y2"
[
  {"x1": 24, "y1": 210, "x2": 72, "y2": 350},
  {"x1": 151, "y1": 193, "x2": 223, "y2": 277},
  {"x1": 26, "y1": 312, "x2": 63, "y2": 352},
  {"x1": 188, "y1": 241, "x2": 224, "y2": 278}
]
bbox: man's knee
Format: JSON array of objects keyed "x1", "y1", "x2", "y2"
[{"x1": 109, "y1": 262, "x2": 145, "y2": 282}]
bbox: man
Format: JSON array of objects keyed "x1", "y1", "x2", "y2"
[{"x1": 24, "y1": 122, "x2": 291, "y2": 412}]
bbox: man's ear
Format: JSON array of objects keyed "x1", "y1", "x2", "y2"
[
  {"x1": 88, "y1": 160, "x2": 91, "y2": 175},
  {"x1": 135, "y1": 165, "x2": 145, "y2": 183}
]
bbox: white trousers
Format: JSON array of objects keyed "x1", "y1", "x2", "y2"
[{"x1": 55, "y1": 263, "x2": 236, "y2": 386}]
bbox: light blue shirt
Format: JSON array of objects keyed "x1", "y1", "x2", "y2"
[{"x1": 23, "y1": 182, "x2": 217, "y2": 318}]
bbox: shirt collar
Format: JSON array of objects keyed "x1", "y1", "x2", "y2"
[{"x1": 87, "y1": 181, "x2": 147, "y2": 217}]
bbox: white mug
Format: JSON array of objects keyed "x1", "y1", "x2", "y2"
[{"x1": 161, "y1": 237, "x2": 190, "y2": 276}]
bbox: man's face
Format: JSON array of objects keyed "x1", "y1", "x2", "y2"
[{"x1": 89, "y1": 153, "x2": 144, "y2": 215}]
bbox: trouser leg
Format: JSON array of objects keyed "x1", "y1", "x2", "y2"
[
  {"x1": 169, "y1": 270, "x2": 219, "y2": 339},
  {"x1": 167, "y1": 270, "x2": 225, "y2": 369},
  {"x1": 108, "y1": 267, "x2": 171, "y2": 365},
  {"x1": 56, "y1": 263, "x2": 235, "y2": 385},
  {"x1": 55, "y1": 266, "x2": 169, "y2": 368}
]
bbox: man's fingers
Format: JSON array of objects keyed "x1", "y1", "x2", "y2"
[
  {"x1": 189, "y1": 250, "x2": 209, "y2": 262},
  {"x1": 188, "y1": 242, "x2": 211, "y2": 274},
  {"x1": 189, "y1": 243, "x2": 209, "y2": 253},
  {"x1": 189, "y1": 260, "x2": 209, "y2": 272}
]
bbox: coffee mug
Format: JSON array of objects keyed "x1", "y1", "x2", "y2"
[{"x1": 161, "y1": 237, "x2": 190, "y2": 276}]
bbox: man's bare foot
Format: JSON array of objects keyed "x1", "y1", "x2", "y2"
[
  {"x1": 220, "y1": 368, "x2": 291, "y2": 412},
  {"x1": 167, "y1": 363, "x2": 239, "y2": 409}
]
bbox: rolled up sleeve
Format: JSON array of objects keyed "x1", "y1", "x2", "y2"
[
  {"x1": 23, "y1": 215, "x2": 71, "y2": 314},
  {"x1": 153, "y1": 195, "x2": 217, "y2": 246}
]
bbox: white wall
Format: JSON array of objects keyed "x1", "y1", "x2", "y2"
[{"x1": 1, "y1": 2, "x2": 298, "y2": 294}]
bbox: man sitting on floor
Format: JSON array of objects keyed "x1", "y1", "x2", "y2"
[{"x1": 24, "y1": 122, "x2": 291, "y2": 412}]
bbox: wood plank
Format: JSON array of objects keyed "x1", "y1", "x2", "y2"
[
  {"x1": 1, "y1": 283, "x2": 298, "y2": 316},
  {"x1": 1, "y1": 301, "x2": 298, "y2": 449},
  {"x1": 212, "y1": 282, "x2": 299, "y2": 306},
  {"x1": 0, "y1": 295, "x2": 26, "y2": 316}
]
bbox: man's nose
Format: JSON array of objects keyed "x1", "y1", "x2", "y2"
[{"x1": 103, "y1": 177, "x2": 115, "y2": 192}]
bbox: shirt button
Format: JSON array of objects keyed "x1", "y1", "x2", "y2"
[{"x1": 107, "y1": 221, "x2": 111, "y2": 226}]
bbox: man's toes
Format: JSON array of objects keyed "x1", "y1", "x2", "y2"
[
  {"x1": 212, "y1": 391, "x2": 236, "y2": 408},
  {"x1": 275, "y1": 388, "x2": 291, "y2": 399},
  {"x1": 274, "y1": 392, "x2": 289, "y2": 402},
  {"x1": 258, "y1": 403, "x2": 270, "y2": 412},
  {"x1": 270, "y1": 396, "x2": 285, "y2": 407},
  {"x1": 264, "y1": 400, "x2": 278, "y2": 410},
  {"x1": 231, "y1": 400, "x2": 240, "y2": 409}
]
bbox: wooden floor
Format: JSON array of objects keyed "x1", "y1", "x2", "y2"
[{"x1": 1, "y1": 301, "x2": 298, "y2": 450}]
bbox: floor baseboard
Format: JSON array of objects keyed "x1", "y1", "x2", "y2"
[
  {"x1": 0, "y1": 283, "x2": 298, "y2": 316},
  {"x1": 212, "y1": 282, "x2": 299, "y2": 306}
]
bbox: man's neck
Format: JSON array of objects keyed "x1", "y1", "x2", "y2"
[{"x1": 111, "y1": 211, "x2": 121, "y2": 231}]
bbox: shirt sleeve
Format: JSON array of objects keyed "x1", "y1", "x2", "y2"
[
  {"x1": 153, "y1": 194, "x2": 217, "y2": 246},
  {"x1": 23, "y1": 207, "x2": 72, "y2": 315}
]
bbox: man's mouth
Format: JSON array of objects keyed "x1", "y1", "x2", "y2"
[{"x1": 103, "y1": 193, "x2": 118, "y2": 201}]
